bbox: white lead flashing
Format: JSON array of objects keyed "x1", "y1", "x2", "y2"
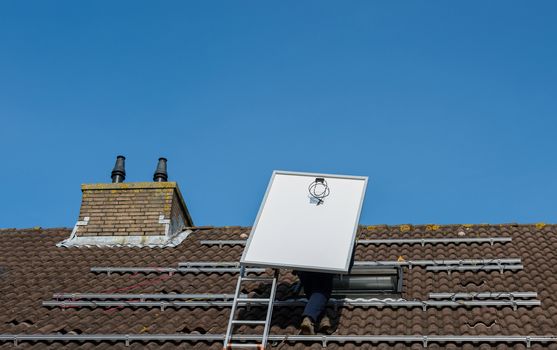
[
  {"x1": 159, "y1": 215, "x2": 171, "y2": 237},
  {"x1": 57, "y1": 229, "x2": 192, "y2": 248},
  {"x1": 57, "y1": 214, "x2": 191, "y2": 248},
  {"x1": 59, "y1": 217, "x2": 90, "y2": 244},
  {"x1": 57, "y1": 215, "x2": 191, "y2": 249}
]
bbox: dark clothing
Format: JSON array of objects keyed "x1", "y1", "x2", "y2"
[{"x1": 297, "y1": 271, "x2": 334, "y2": 323}]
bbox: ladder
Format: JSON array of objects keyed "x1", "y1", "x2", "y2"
[{"x1": 223, "y1": 267, "x2": 279, "y2": 349}]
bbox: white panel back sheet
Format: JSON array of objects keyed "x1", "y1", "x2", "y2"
[{"x1": 241, "y1": 171, "x2": 367, "y2": 273}]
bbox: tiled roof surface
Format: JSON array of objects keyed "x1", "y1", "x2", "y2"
[{"x1": 1, "y1": 224, "x2": 557, "y2": 349}]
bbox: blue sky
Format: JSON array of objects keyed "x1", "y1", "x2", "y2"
[{"x1": 1, "y1": 1, "x2": 556, "y2": 228}]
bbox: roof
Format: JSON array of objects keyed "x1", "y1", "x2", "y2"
[{"x1": 1, "y1": 224, "x2": 557, "y2": 349}]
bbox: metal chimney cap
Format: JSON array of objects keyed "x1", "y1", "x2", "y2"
[
  {"x1": 153, "y1": 157, "x2": 168, "y2": 182},
  {"x1": 111, "y1": 155, "x2": 126, "y2": 183}
]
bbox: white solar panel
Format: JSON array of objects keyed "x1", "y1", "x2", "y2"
[{"x1": 241, "y1": 171, "x2": 368, "y2": 273}]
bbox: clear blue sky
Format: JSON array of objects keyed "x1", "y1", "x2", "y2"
[{"x1": 1, "y1": 1, "x2": 556, "y2": 229}]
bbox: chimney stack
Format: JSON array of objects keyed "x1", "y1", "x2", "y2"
[
  {"x1": 111, "y1": 155, "x2": 126, "y2": 183},
  {"x1": 60, "y1": 155, "x2": 194, "y2": 247},
  {"x1": 153, "y1": 157, "x2": 168, "y2": 182}
]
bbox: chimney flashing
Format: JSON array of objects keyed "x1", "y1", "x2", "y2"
[{"x1": 57, "y1": 229, "x2": 192, "y2": 248}]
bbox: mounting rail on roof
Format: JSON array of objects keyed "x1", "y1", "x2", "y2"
[
  {"x1": 90, "y1": 266, "x2": 266, "y2": 275},
  {"x1": 354, "y1": 258, "x2": 522, "y2": 266},
  {"x1": 89, "y1": 259, "x2": 522, "y2": 275},
  {"x1": 52, "y1": 293, "x2": 245, "y2": 301},
  {"x1": 357, "y1": 237, "x2": 512, "y2": 246},
  {"x1": 1, "y1": 334, "x2": 556, "y2": 348},
  {"x1": 355, "y1": 258, "x2": 523, "y2": 273},
  {"x1": 42, "y1": 297, "x2": 541, "y2": 311},
  {"x1": 199, "y1": 236, "x2": 513, "y2": 247},
  {"x1": 177, "y1": 262, "x2": 244, "y2": 267},
  {"x1": 428, "y1": 292, "x2": 538, "y2": 300}
]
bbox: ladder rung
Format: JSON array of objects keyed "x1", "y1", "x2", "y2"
[
  {"x1": 227, "y1": 344, "x2": 262, "y2": 348},
  {"x1": 236, "y1": 298, "x2": 271, "y2": 303},
  {"x1": 231, "y1": 320, "x2": 266, "y2": 325},
  {"x1": 241, "y1": 277, "x2": 275, "y2": 282}
]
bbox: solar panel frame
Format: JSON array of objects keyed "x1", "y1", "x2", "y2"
[{"x1": 240, "y1": 170, "x2": 368, "y2": 273}]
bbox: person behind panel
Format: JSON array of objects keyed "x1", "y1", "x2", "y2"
[
  {"x1": 296, "y1": 246, "x2": 356, "y2": 334},
  {"x1": 297, "y1": 270, "x2": 334, "y2": 335}
]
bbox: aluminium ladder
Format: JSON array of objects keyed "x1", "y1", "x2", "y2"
[{"x1": 223, "y1": 267, "x2": 278, "y2": 349}]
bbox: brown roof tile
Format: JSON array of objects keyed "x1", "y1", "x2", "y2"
[{"x1": 1, "y1": 224, "x2": 557, "y2": 348}]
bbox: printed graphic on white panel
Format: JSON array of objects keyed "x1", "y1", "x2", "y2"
[{"x1": 241, "y1": 171, "x2": 368, "y2": 273}]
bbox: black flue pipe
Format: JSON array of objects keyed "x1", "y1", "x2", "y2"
[
  {"x1": 153, "y1": 157, "x2": 168, "y2": 182},
  {"x1": 111, "y1": 155, "x2": 126, "y2": 183}
]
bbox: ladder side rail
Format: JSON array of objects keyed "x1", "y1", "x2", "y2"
[
  {"x1": 260, "y1": 270, "x2": 279, "y2": 349},
  {"x1": 223, "y1": 266, "x2": 246, "y2": 349}
]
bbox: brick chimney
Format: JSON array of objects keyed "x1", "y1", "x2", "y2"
[{"x1": 58, "y1": 158, "x2": 194, "y2": 247}]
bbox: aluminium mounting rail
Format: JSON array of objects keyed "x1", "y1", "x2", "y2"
[
  {"x1": 357, "y1": 237, "x2": 512, "y2": 246},
  {"x1": 199, "y1": 236, "x2": 513, "y2": 247},
  {"x1": 52, "y1": 293, "x2": 244, "y2": 301},
  {"x1": 90, "y1": 266, "x2": 266, "y2": 275},
  {"x1": 428, "y1": 292, "x2": 538, "y2": 300},
  {"x1": 42, "y1": 300, "x2": 236, "y2": 310},
  {"x1": 42, "y1": 298, "x2": 541, "y2": 311},
  {"x1": 178, "y1": 259, "x2": 522, "y2": 268},
  {"x1": 200, "y1": 240, "x2": 247, "y2": 247},
  {"x1": 354, "y1": 258, "x2": 521, "y2": 266},
  {"x1": 1, "y1": 333, "x2": 556, "y2": 348},
  {"x1": 177, "y1": 262, "x2": 244, "y2": 268},
  {"x1": 354, "y1": 258, "x2": 523, "y2": 273},
  {"x1": 90, "y1": 259, "x2": 522, "y2": 275}
]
